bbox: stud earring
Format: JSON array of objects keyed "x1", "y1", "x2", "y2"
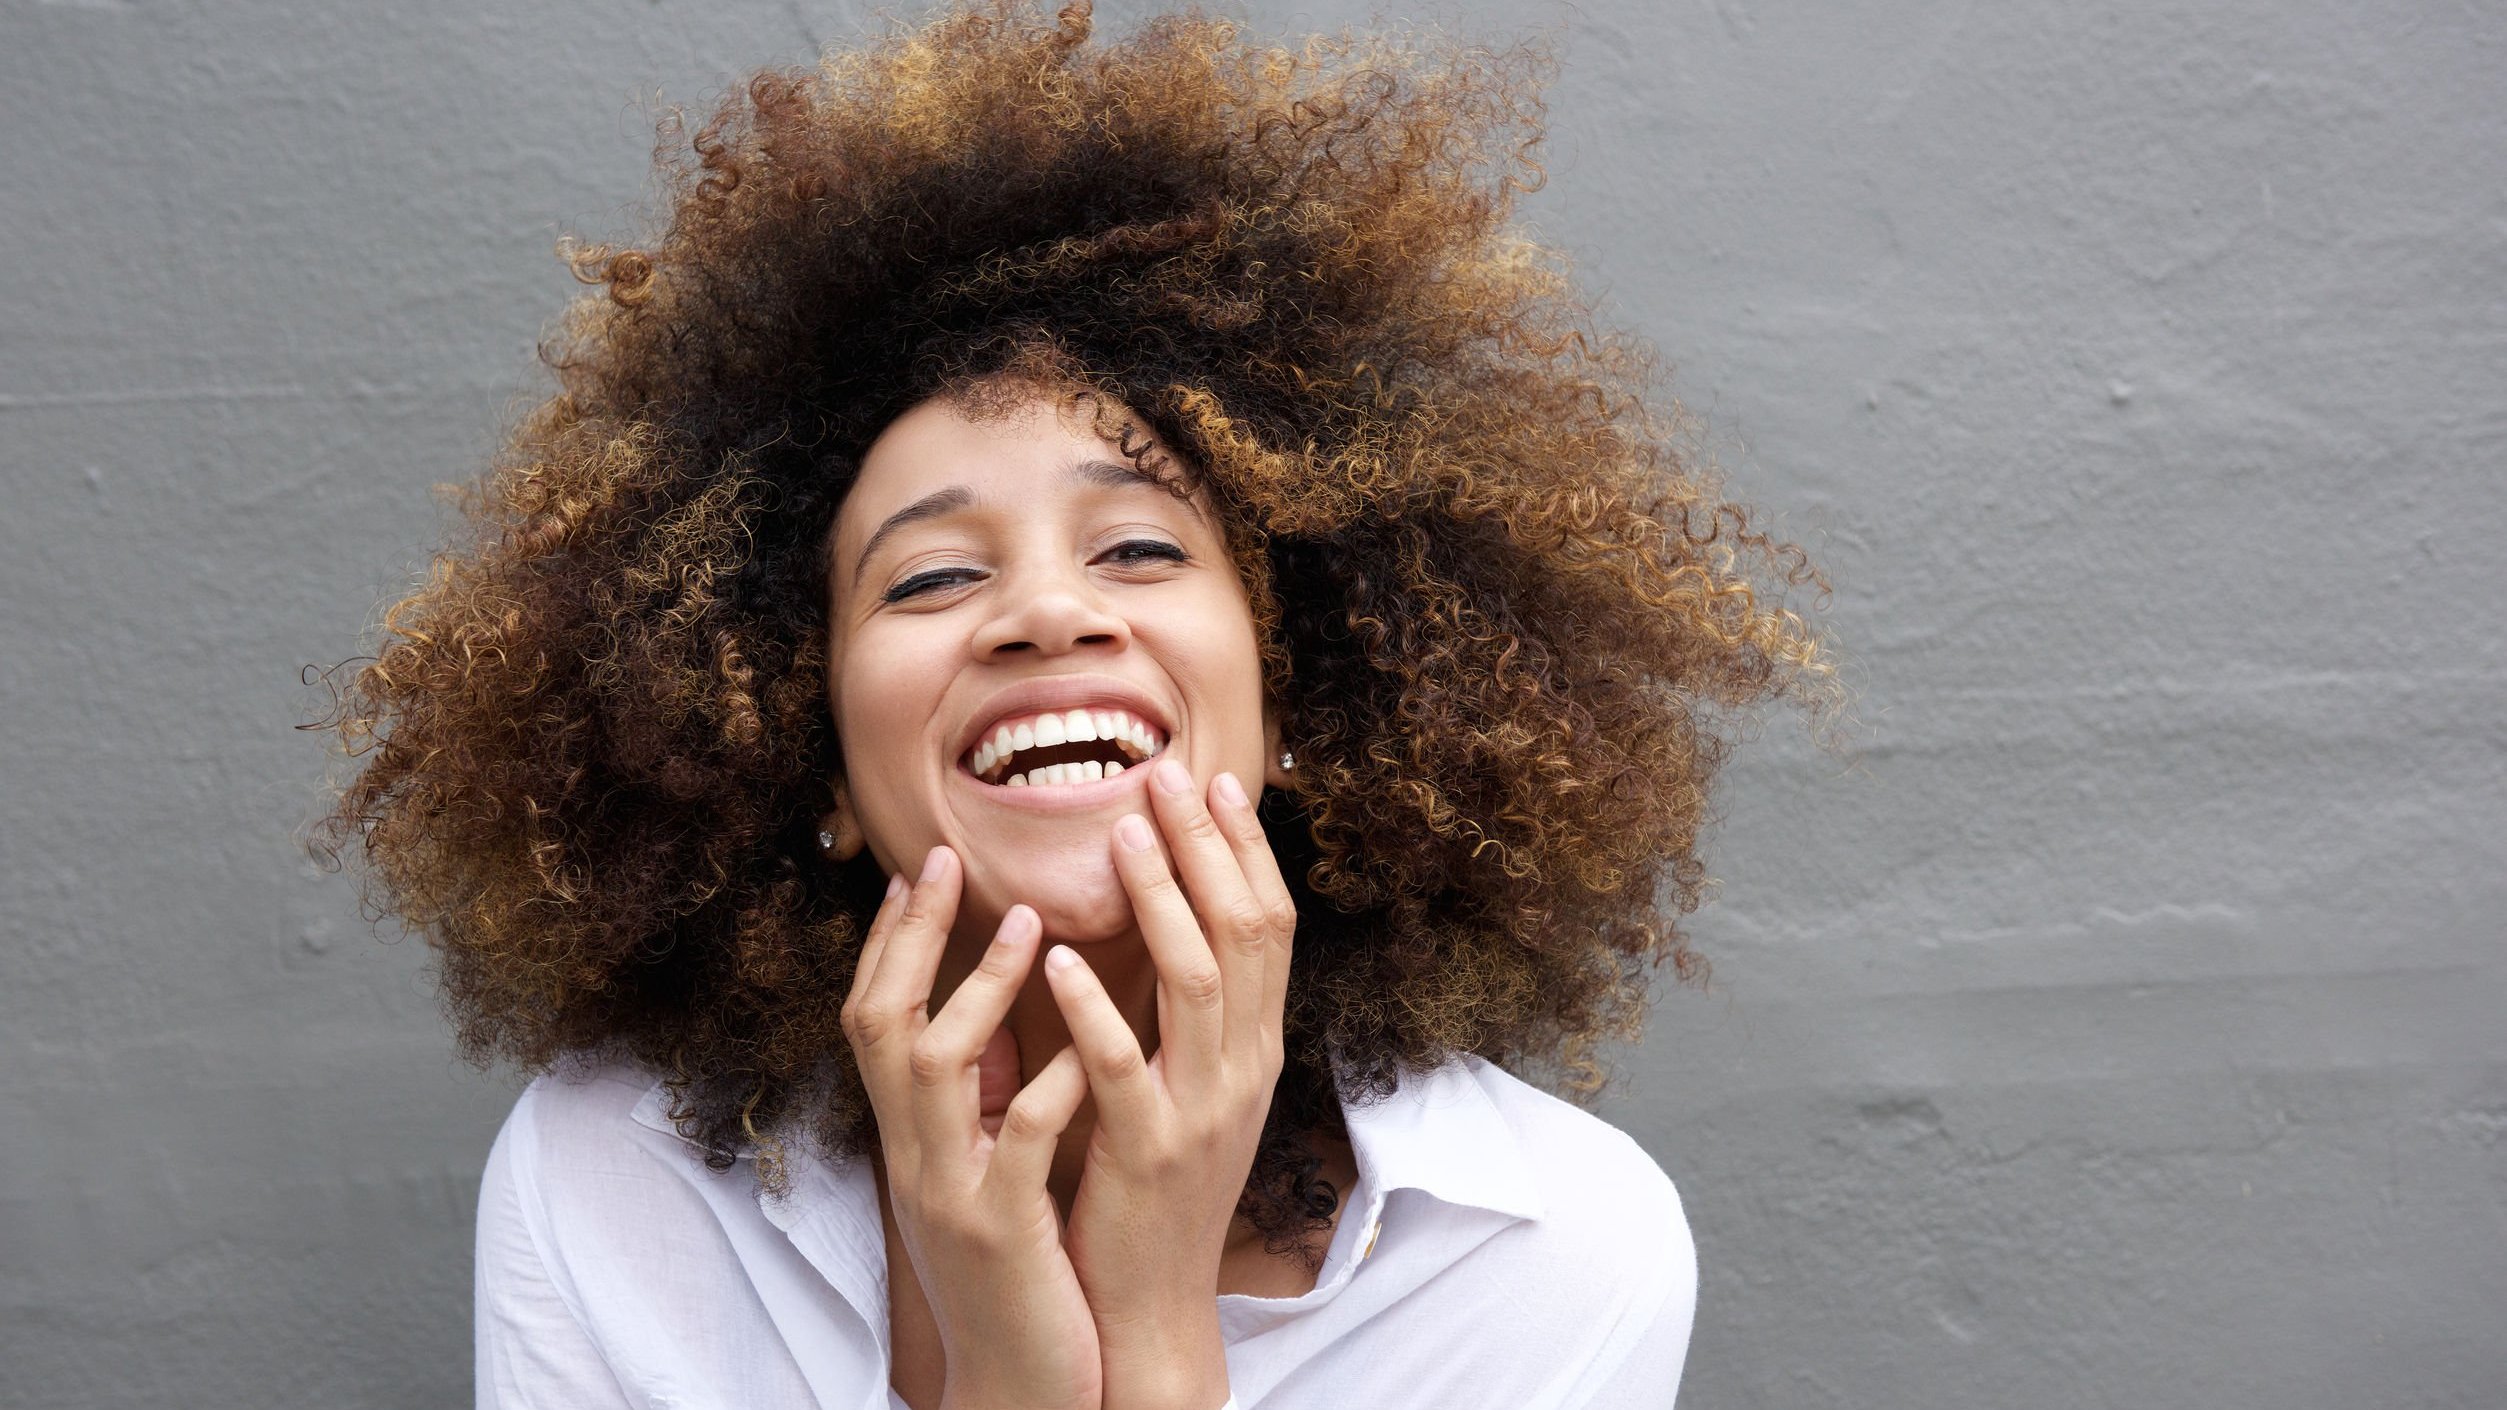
[
  {"x1": 1279, "y1": 750, "x2": 1296, "y2": 772},
  {"x1": 817, "y1": 790, "x2": 865, "y2": 862}
]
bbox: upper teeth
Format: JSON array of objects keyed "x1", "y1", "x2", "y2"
[{"x1": 966, "y1": 707, "x2": 1167, "y2": 784}]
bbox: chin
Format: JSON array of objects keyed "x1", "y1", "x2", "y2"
[{"x1": 965, "y1": 855, "x2": 1136, "y2": 944}]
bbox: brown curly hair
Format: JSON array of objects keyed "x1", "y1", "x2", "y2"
[{"x1": 308, "y1": 0, "x2": 1832, "y2": 1256}]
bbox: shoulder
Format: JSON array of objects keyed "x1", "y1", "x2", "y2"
[
  {"x1": 1444, "y1": 1054, "x2": 1698, "y2": 1306},
  {"x1": 480, "y1": 1060, "x2": 734, "y2": 1255},
  {"x1": 488, "y1": 1061, "x2": 686, "y2": 1185},
  {"x1": 1459, "y1": 1054, "x2": 1692, "y2": 1237},
  {"x1": 1340, "y1": 1055, "x2": 1700, "y2": 1403}
]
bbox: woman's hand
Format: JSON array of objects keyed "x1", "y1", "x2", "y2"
[
  {"x1": 842, "y1": 846, "x2": 1102, "y2": 1410},
  {"x1": 1045, "y1": 760, "x2": 1298, "y2": 1410}
]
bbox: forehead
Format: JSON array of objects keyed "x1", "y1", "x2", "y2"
[
  {"x1": 830, "y1": 390, "x2": 1211, "y2": 562},
  {"x1": 848, "y1": 391, "x2": 1095, "y2": 509}
]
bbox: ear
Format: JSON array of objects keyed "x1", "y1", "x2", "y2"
[{"x1": 816, "y1": 779, "x2": 865, "y2": 862}]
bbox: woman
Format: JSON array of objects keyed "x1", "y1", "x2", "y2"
[{"x1": 312, "y1": 2, "x2": 1831, "y2": 1406}]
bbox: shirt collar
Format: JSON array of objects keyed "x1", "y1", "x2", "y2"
[{"x1": 1335, "y1": 1054, "x2": 1545, "y2": 1223}]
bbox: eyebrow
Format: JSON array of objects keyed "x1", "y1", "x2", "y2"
[{"x1": 849, "y1": 457, "x2": 1186, "y2": 587}]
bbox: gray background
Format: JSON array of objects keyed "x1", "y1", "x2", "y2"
[{"x1": 3, "y1": 0, "x2": 2500, "y2": 1405}]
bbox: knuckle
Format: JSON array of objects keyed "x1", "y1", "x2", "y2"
[
  {"x1": 1104, "y1": 1045, "x2": 1149, "y2": 1083},
  {"x1": 1146, "y1": 1138, "x2": 1191, "y2": 1178},
  {"x1": 1220, "y1": 897, "x2": 1270, "y2": 938},
  {"x1": 921, "y1": 1201, "x2": 975, "y2": 1243},
  {"x1": 1176, "y1": 962, "x2": 1225, "y2": 1007},
  {"x1": 999, "y1": 1097, "x2": 1054, "y2": 1143},
  {"x1": 958, "y1": 1217, "x2": 1013, "y2": 1259},
  {"x1": 848, "y1": 1006, "x2": 896, "y2": 1047},
  {"x1": 1178, "y1": 808, "x2": 1225, "y2": 844},
  {"x1": 906, "y1": 1040, "x2": 952, "y2": 1087},
  {"x1": 1262, "y1": 896, "x2": 1299, "y2": 937}
]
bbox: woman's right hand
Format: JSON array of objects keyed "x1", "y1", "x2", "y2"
[{"x1": 842, "y1": 845, "x2": 1101, "y2": 1410}]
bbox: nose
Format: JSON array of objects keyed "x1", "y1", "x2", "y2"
[{"x1": 970, "y1": 563, "x2": 1131, "y2": 659}]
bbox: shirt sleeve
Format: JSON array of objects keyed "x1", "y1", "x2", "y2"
[{"x1": 474, "y1": 1086, "x2": 638, "y2": 1410}]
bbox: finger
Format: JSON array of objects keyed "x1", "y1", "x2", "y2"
[
  {"x1": 1040, "y1": 945, "x2": 1161, "y2": 1132},
  {"x1": 1109, "y1": 805, "x2": 1225, "y2": 1084},
  {"x1": 1210, "y1": 770, "x2": 1299, "y2": 1046},
  {"x1": 974, "y1": 1025, "x2": 1022, "y2": 1139},
  {"x1": 1146, "y1": 758, "x2": 1272, "y2": 1048},
  {"x1": 844, "y1": 871, "x2": 912, "y2": 1016},
  {"x1": 910, "y1": 905, "x2": 1044, "y2": 1142},
  {"x1": 983, "y1": 1043, "x2": 1087, "y2": 1199},
  {"x1": 854, "y1": 847, "x2": 961, "y2": 1092}
]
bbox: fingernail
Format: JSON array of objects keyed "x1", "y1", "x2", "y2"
[
  {"x1": 996, "y1": 905, "x2": 1035, "y2": 946},
  {"x1": 885, "y1": 873, "x2": 905, "y2": 902},
  {"x1": 1213, "y1": 771, "x2": 1248, "y2": 810},
  {"x1": 1045, "y1": 944, "x2": 1079, "y2": 974},
  {"x1": 920, "y1": 847, "x2": 946, "y2": 883},
  {"x1": 1154, "y1": 757, "x2": 1191, "y2": 795},
  {"x1": 1115, "y1": 813, "x2": 1154, "y2": 851}
]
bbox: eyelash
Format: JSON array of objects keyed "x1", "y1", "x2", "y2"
[{"x1": 880, "y1": 539, "x2": 1191, "y2": 603}]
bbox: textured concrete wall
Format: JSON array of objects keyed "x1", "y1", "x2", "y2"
[{"x1": 3, "y1": 1, "x2": 2499, "y2": 1406}]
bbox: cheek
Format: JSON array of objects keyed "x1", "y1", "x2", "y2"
[
  {"x1": 1187, "y1": 596, "x2": 1270, "y2": 734},
  {"x1": 828, "y1": 632, "x2": 943, "y2": 814}
]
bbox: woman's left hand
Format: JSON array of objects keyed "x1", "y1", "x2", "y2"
[{"x1": 1043, "y1": 757, "x2": 1297, "y2": 1410}]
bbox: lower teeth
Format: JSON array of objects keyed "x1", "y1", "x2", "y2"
[{"x1": 999, "y1": 758, "x2": 1132, "y2": 787}]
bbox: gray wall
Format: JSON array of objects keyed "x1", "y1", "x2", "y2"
[{"x1": 3, "y1": 0, "x2": 2499, "y2": 1405}]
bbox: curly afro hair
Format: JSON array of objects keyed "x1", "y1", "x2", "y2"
[{"x1": 309, "y1": 0, "x2": 1833, "y2": 1257}]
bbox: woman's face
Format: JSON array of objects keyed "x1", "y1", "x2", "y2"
[{"x1": 823, "y1": 387, "x2": 1277, "y2": 944}]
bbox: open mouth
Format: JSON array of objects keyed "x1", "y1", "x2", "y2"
[{"x1": 962, "y1": 707, "x2": 1168, "y2": 788}]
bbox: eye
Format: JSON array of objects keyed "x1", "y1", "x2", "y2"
[
  {"x1": 882, "y1": 567, "x2": 983, "y2": 603},
  {"x1": 1104, "y1": 538, "x2": 1191, "y2": 567}
]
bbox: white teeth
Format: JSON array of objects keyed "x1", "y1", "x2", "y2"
[{"x1": 965, "y1": 705, "x2": 1176, "y2": 785}]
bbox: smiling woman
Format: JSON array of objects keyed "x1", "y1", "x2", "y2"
[{"x1": 308, "y1": 2, "x2": 1833, "y2": 1406}]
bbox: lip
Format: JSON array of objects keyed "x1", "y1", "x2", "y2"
[{"x1": 950, "y1": 673, "x2": 1177, "y2": 777}]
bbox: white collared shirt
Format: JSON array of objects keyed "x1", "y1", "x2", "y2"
[{"x1": 476, "y1": 1053, "x2": 1696, "y2": 1409}]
